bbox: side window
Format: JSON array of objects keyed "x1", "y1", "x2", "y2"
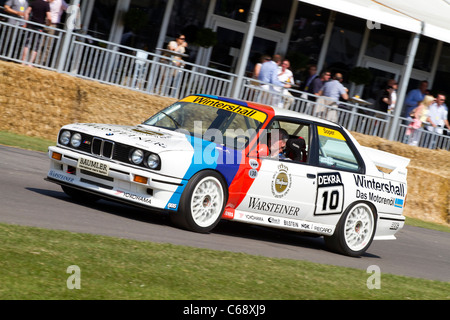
[
  {"x1": 256, "y1": 119, "x2": 310, "y2": 163},
  {"x1": 316, "y1": 126, "x2": 360, "y2": 172}
]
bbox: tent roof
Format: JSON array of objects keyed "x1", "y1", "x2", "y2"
[{"x1": 299, "y1": 0, "x2": 450, "y2": 43}]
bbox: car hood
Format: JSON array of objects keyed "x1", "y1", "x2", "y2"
[{"x1": 62, "y1": 123, "x2": 194, "y2": 153}]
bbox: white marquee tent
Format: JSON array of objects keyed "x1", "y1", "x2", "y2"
[{"x1": 299, "y1": 0, "x2": 450, "y2": 44}]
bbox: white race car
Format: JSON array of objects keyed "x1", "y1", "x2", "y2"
[{"x1": 46, "y1": 94, "x2": 409, "y2": 256}]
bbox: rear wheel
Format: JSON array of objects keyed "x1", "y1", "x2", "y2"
[
  {"x1": 325, "y1": 202, "x2": 376, "y2": 257},
  {"x1": 170, "y1": 170, "x2": 227, "y2": 233}
]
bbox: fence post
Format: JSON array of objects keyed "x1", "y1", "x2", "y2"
[
  {"x1": 57, "y1": 0, "x2": 80, "y2": 73},
  {"x1": 388, "y1": 27, "x2": 422, "y2": 141},
  {"x1": 231, "y1": 0, "x2": 261, "y2": 99}
]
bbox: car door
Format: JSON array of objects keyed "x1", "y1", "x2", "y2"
[
  {"x1": 312, "y1": 124, "x2": 366, "y2": 217},
  {"x1": 236, "y1": 119, "x2": 318, "y2": 220}
]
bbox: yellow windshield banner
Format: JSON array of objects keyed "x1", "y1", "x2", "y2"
[
  {"x1": 182, "y1": 95, "x2": 267, "y2": 123},
  {"x1": 317, "y1": 126, "x2": 346, "y2": 141}
]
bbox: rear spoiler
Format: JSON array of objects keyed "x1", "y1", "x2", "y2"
[{"x1": 361, "y1": 147, "x2": 410, "y2": 179}]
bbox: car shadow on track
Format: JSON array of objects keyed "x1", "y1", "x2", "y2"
[
  {"x1": 27, "y1": 187, "x2": 170, "y2": 227},
  {"x1": 213, "y1": 219, "x2": 328, "y2": 252},
  {"x1": 30, "y1": 187, "x2": 380, "y2": 259}
]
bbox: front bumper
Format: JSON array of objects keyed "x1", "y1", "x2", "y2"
[{"x1": 46, "y1": 146, "x2": 185, "y2": 211}]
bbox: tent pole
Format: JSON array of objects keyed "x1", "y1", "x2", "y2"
[
  {"x1": 231, "y1": 0, "x2": 262, "y2": 99},
  {"x1": 388, "y1": 22, "x2": 424, "y2": 141}
]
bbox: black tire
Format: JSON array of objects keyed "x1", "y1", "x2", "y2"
[
  {"x1": 61, "y1": 185, "x2": 101, "y2": 203},
  {"x1": 324, "y1": 202, "x2": 376, "y2": 257},
  {"x1": 170, "y1": 170, "x2": 227, "y2": 233}
]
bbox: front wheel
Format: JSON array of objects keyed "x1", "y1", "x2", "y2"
[
  {"x1": 170, "y1": 170, "x2": 227, "y2": 233},
  {"x1": 324, "y1": 202, "x2": 376, "y2": 257}
]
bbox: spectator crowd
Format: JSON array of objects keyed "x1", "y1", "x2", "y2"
[{"x1": 252, "y1": 54, "x2": 449, "y2": 148}]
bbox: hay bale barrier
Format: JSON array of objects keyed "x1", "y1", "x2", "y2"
[
  {"x1": 1, "y1": 60, "x2": 449, "y2": 226},
  {"x1": 0, "y1": 60, "x2": 174, "y2": 140},
  {"x1": 352, "y1": 133, "x2": 449, "y2": 225}
]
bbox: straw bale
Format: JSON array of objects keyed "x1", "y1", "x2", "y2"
[
  {"x1": 0, "y1": 60, "x2": 448, "y2": 225},
  {"x1": 0, "y1": 60, "x2": 175, "y2": 140},
  {"x1": 351, "y1": 132, "x2": 449, "y2": 225}
]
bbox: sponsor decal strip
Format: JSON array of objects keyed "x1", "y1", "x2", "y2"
[
  {"x1": 353, "y1": 174, "x2": 405, "y2": 208},
  {"x1": 315, "y1": 172, "x2": 344, "y2": 215},
  {"x1": 225, "y1": 209, "x2": 335, "y2": 236},
  {"x1": 115, "y1": 190, "x2": 151, "y2": 204},
  {"x1": 181, "y1": 95, "x2": 267, "y2": 123},
  {"x1": 48, "y1": 170, "x2": 75, "y2": 183},
  {"x1": 247, "y1": 197, "x2": 299, "y2": 216},
  {"x1": 77, "y1": 157, "x2": 109, "y2": 176},
  {"x1": 353, "y1": 174, "x2": 405, "y2": 196},
  {"x1": 317, "y1": 126, "x2": 346, "y2": 141}
]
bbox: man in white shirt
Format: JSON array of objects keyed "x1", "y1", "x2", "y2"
[
  {"x1": 41, "y1": 0, "x2": 69, "y2": 64},
  {"x1": 427, "y1": 94, "x2": 450, "y2": 134},
  {"x1": 258, "y1": 55, "x2": 288, "y2": 107},
  {"x1": 48, "y1": 0, "x2": 69, "y2": 27},
  {"x1": 277, "y1": 59, "x2": 295, "y2": 109},
  {"x1": 426, "y1": 93, "x2": 450, "y2": 148}
]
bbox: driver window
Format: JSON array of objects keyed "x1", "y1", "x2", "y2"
[{"x1": 252, "y1": 120, "x2": 310, "y2": 163}]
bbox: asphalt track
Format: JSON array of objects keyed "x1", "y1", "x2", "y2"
[{"x1": 0, "y1": 145, "x2": 449, "y2": 282}]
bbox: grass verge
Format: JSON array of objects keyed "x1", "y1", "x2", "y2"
[
  {"x1": 405, "y1": 216, "x2": 450, "y2": 233},
  {"x1": 0, "y1": 131, "x2": 54, "y2": 153},
  {"x1": 0, "y1": 223, "x2": 448, "y2": 300}
]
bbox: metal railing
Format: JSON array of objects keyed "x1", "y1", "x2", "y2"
[
  {"x1": 0, "y1": 15, "x2": 64, "y2": 69},
  {"x1": 239, "y1": 80, "x2": 450, "y2": 150},
  {"x1": 63, "y1": 35, "x2": 235, "y2": 99},
  {"x1": 1, "y1": 13, "x2": 449, "y2": 150}
]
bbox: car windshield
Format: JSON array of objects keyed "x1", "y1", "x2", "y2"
[{"x1": 143, "y1": 96, "x2": 266, "y2": 149}]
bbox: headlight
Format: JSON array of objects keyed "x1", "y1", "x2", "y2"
[
  {"x1": 130, "y1": 149, "x2": 144, "y2": 165},
  {"x1": 147, "y1": 154, "x2": 160, "y2": 169},
  {"x1": 59, "y1": 130, "x2": 71, "y2": 145},
  {"x1": 70, "y1": 133, "x2": 82, "y2": 148}
]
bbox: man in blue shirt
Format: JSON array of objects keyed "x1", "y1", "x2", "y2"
[
  {"x1": 258, "y1": 54, "x2": 288, "y2": 107},
  {"x1": 318, "y1": 73, "x2": 348, "y2": 102},
  {"x1": 258, "y1": 54, "x2": 284, "y2": 86},
  {"x1": 403, "y1": 80, "x2": 428, "y2": 117}
]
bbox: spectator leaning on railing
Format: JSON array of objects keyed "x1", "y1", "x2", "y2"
[
  {"x1": 21, "y1": 0, "x2": 51, "y2": 66},
  {"x1": 403, "y1": 80, "x2": 429, "y2": 118},
  {"x1": 404, "y1": 95, "x2": 435, "y2": 146},
  {"x1": 4, "y1": 0, "x2": 29, "y2": 25},
  {"x1": 425, "y1": 93, "x2": 450, "y2": 148},
  {"x1": 426, "y1": 93, "x2": 450, "y2": 134}
]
